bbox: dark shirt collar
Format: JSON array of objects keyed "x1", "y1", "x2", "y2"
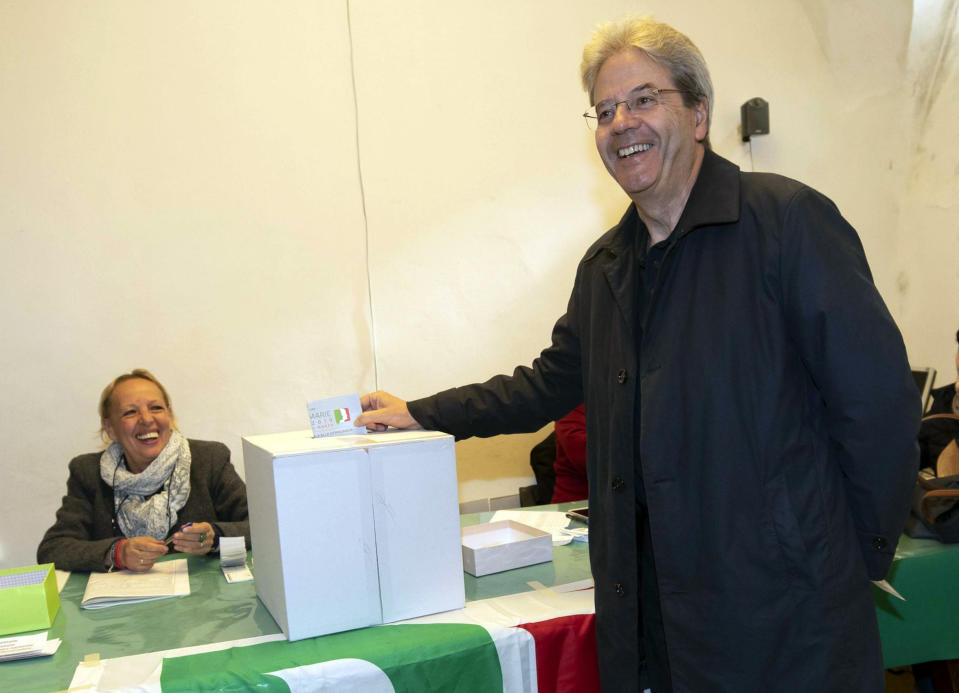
[{"x1": 635, "y1": 214, "x2": 675, "y2": 267}]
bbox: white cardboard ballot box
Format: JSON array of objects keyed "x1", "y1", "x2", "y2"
[
  {"x1": 242, "y1": 429, "x2": 464, "y2": 641},
  {"x1": 461, "y1": 520, "x2": 553, "y2": 577}
]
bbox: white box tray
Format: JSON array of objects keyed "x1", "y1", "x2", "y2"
[{"x1": 461, "y1": 520, "x2": 552, "y2": 577}]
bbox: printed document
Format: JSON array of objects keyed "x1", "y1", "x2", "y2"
[{"x1": 81, "y1": 558, "x2": 189, "y2": 609}]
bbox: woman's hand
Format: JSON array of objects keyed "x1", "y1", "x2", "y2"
[
  {"x1": 120, "y1": 536, "x2": 168, "y2": 572},
  {"x1": 171, "y1": 522, "x2": 215, "y2": 555}
]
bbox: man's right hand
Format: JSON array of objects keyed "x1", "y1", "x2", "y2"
[{"x1": 354, "y1": 390, "x2": 423, "y2": 432}]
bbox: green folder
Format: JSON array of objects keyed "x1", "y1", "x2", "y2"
[{"x1": 0, "y1": 563, "x2": 60, "y2": 636}]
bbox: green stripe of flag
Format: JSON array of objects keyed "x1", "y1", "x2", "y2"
[{"x1": 159, "y1": 623, "x2": 504, "y2": 692}]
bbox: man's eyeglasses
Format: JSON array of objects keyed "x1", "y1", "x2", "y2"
[{"x1": 583, "y1": 88, "x2": 689, "y2": 130}]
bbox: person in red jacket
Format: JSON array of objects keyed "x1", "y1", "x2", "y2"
[{"x1": 551, "y1": 405, "x2": 587, "y2": 503}]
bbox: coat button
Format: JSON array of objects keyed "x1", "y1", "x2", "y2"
[
  {"x1": 617, "y1": 368, "x2": 627, "y2": 384},
  {"x1": 872, "y1": 536, "x2": 887, "y2": 550},
  {"x1": 611, "y1": 477, "x2": 625, "y2": 491},
  {"x1": 614, "y1": 583, "x2": 625, "y2": 597}
]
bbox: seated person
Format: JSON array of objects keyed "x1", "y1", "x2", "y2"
[
  {"x1": 928, "y1": 328, "x2": 959, "y2": 416},
  {"x1": 37, "y1": 369, "x2": 250, "y2": 572},
  {"x1": 551, "y1": 404, "x2": 587, "y2": 503},
  {"x1": 918, "y1": 329, "x2": 959, "y2": 472}
]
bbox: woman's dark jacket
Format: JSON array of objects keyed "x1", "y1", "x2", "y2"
[
  {"x1": 37, "y1": 439, "x2": 250, "y2": 572},
  {"x1": 928, "y1": 382, "x2": 957, "y2": 415},
  {"x1": 409, "y1": 150, "x2": 919, "y2": 692}
]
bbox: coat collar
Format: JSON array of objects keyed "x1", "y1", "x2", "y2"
[
  {"x1": 584, "y1": 149, "x2": 742, "y2": 335},
  {"x1": 672, "y1": 147, "x2": 741, "y2": 238}
]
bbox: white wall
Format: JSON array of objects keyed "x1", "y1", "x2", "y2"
[
  {"x1": 0, "y1": 1, "x2": 370, "y2": 568},
  {"x1": 894, "y1": 0, "x2": 959, "y2": 381},
  {"x1": 1, "y1": 0, "x2": 954, "y2": 570}
]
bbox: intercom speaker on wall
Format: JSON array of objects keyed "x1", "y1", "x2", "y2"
[{"x1": 741, "y1": 97, "x2": 769, "y2": 142}]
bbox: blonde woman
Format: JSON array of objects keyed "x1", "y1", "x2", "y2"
[{"x1": 38, "y1": 369, "x2": 249, "y2": 572}]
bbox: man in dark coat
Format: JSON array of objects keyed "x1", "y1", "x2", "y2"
[{"x1": 355, "y1": 17, "x2": 919, "y2": 693}]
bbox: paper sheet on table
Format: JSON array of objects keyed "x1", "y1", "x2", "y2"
[
  {"x1": 490, "y1": 510, "x2": 575, "y2": 546},
  {"x1": 81, "y1": 558, "x2": 190, "y2": 609},
  {"x1": 68, "y1": 633, "x2": 286, "y2": 693},
  {"x1": 872, "y1": 579, "x2": 906, "y2": 601},
  {"x1": 0, "y1": 631, "x2": 60, "y2": 661}
]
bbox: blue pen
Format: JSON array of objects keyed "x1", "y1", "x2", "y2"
[{"x1": 165, "y1": 522, "x2": 194, "y2": 546}]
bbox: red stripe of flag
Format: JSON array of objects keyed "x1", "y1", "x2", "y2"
[{"x1": 519, "y1": 613, "x2": 600, "y2": 693}]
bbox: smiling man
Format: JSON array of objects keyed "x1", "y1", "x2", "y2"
[{"x1": 356, "y1": 17, "x2": 919, "y2": 692}]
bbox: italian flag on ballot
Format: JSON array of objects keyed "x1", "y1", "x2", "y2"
[{"x1": 70, "y1": 584, "x2": 599, "y2": 692}]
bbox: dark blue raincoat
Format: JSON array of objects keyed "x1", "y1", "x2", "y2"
[{"x1": 409, "y1": 149, "x2": 919, "y2": 692}]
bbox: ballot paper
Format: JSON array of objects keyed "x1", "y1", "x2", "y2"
[
  {"x1": 81, "y1": 559, "x2": 190, "y2": 609},
  {"x1": 308, "y1": 394, "x2": 363, "y2": 438},
  {"x1": 0, "y1": 631, "x2": 60, "y2": 662},
  {"x1": 219, "y1": 537, "x2": 253, "y2": 583}
]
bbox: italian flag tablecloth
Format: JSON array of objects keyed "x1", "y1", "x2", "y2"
[{"x1": 69, "y1": 582, "x2": 599, "y2": 692}]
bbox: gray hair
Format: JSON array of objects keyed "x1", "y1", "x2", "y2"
[{"x1": 580, "y1": 16, "x2": 713, "y2": 148}]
